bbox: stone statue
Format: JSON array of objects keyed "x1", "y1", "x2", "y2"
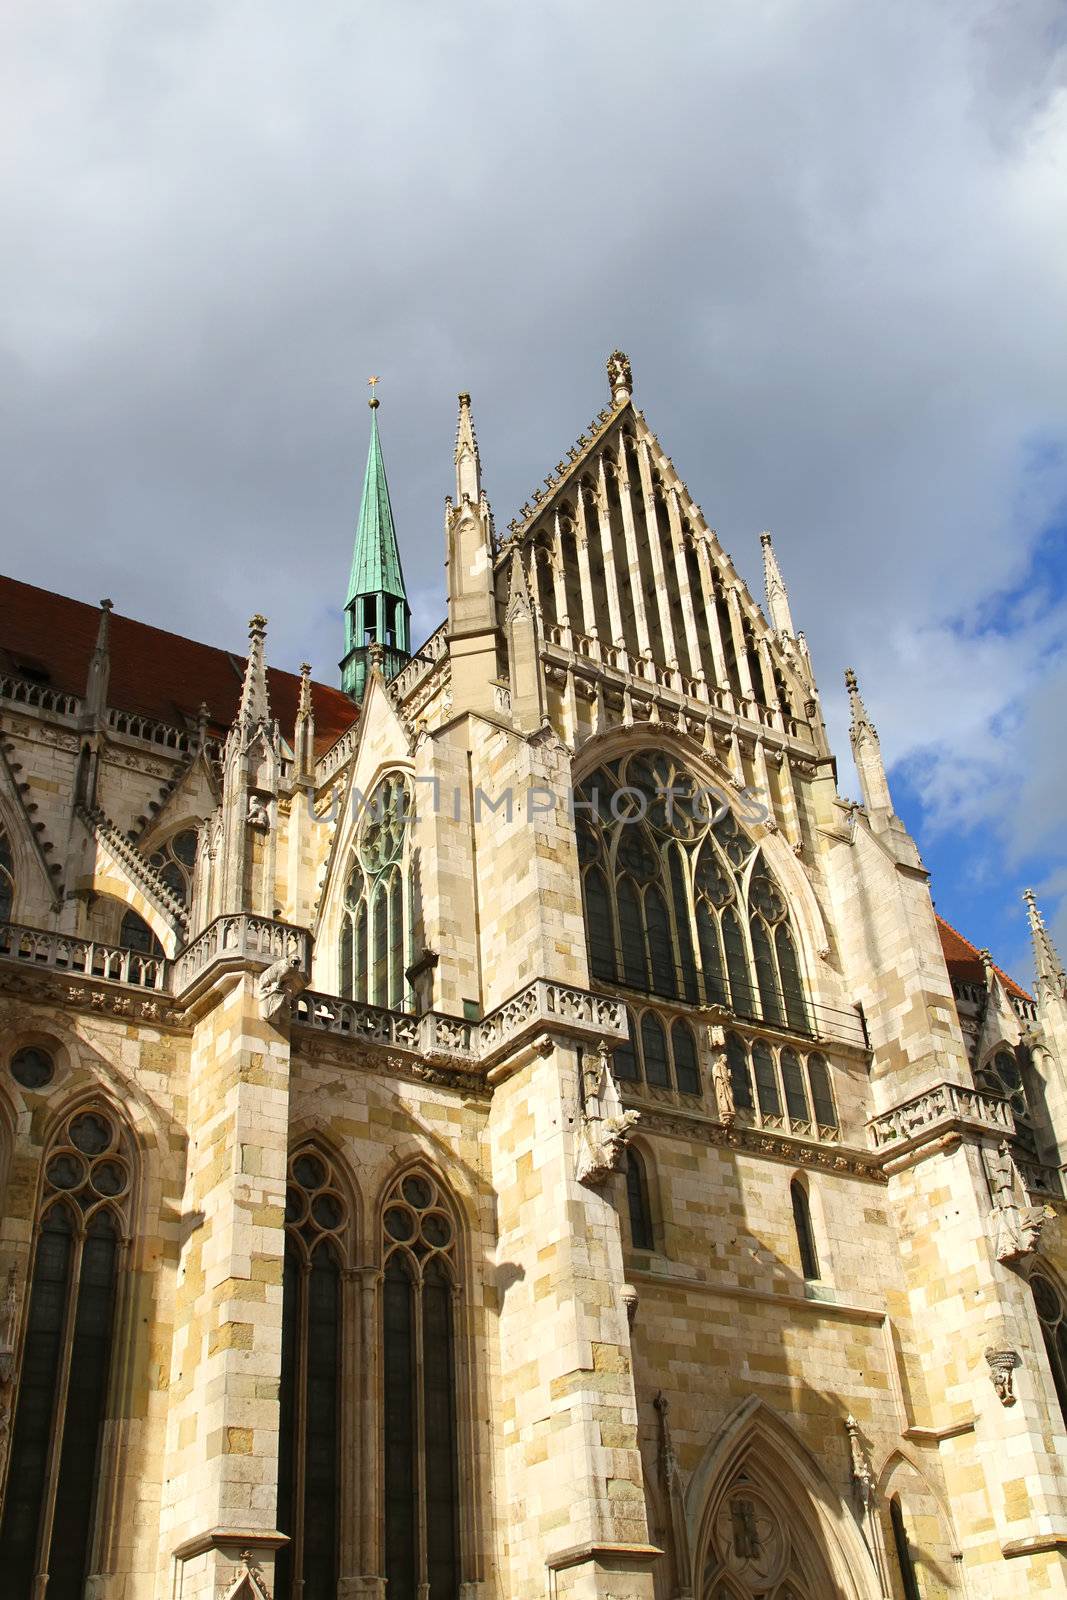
[
  {"x1": 256, "y1": 954, "x2": 308, "y2": 1025},
  {"x1": 710, "y1": 1028, "x2": 735, "y2": 1127},
  {"x1": 575, "y1": 1040, "x2": 639, "y2": 1186}
]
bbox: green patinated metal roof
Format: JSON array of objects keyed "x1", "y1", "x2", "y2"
[{"x1": 346, "y1": 404, "x2": 407, "y2": 604}]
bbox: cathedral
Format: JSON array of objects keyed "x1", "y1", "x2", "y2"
[{"x1": 0, "y1": 351, "x2": 1065, "y2": 1600}]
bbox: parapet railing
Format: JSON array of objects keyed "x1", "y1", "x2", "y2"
[
  {"x1": 0, "y1": 672, "x2": 81, "y2": 719},
  {"x1": 0, "y1": 921, "x2": 168, "y2": 991},
  {"x1": 868, "y1": 1081, "x2": 1014, "y2": 1151},
  {"x1": 294, "y1": 977, "x2": 628, "y2": 1067},
  {"x1": 173, "y1": 914, "x2": 311, "y2": 995}
]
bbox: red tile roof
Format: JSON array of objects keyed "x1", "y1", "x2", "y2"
[
  {"x1": 936, "y1": 913, "x2": 1031, "y2": 1002},
  {"x1": 0, "y1": 573, "x2": 356, "y2": 761}
]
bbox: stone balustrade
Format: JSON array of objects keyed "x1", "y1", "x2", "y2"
[
  {"x1": 868, "y1": 1080, "x2": 1014, "y2": 1152},
  {"x1": 294, "y1": 977, "x2": 626, "y2": 1069},
  {"x1": 0, "y1": 671, "x2": 81, "y2": 719},
  {"x1": 173, "y1": 914, "x2": 311, "y2": 996},
  {"x1": 105, "y1": 707, "x2": 193, "y2": 751},
  {"x1": 0, "y1": 920, "x2": 168, "y2": 990}
]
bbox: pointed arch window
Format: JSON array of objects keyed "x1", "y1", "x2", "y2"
[
  {"x1": 146, "y1": 827, "x2": 198, "y2": 907},
  {"x1": 625, "y1": 1147, "x2": 655, "y2": 1251},
  {"x1": 382, "y1": 1170, "x2": 461, "y2": 1600},
  {"x1": 0, "y1": 1105, "x2": 132, "y2": 1600},
  {"x1": 722, "y1": 1036, "x2": 837, "y2": 1142},
  {"x1": 119, "y1": 908, "x2": 164, "y2": 958},
  {"x1": 339, "y1": 773, "x2": 412, "y2": 1009},
  {"x1": 276, "y1": 1147, "x2": 349, "y2": 1600},
  {"x1": 0, "y1": 826, "x2": 14, "y2": 921},
  {"x1": 889, "y1": 1496, "x2": 922, "y2": 1600},
  {"x1": 576, "y1": 752, "x2": 808, "y2": 1030},
  {"x1": 1030, "y1": 1273, "x2": 1067, "y2": 1427},
  {"x1": 790, "y1": 1179, "x2": 819, "y2": 1281},
  {"x1": 976, "y1": 1048, "x2": 1038, "y2": 1157},
  {"x1": 612, "y1": 1007, "x2": 701, "y2": 1096}
]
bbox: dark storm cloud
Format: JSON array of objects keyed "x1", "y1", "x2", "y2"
[{"x1": 3, "y1": 0, "x2": 1067, "y2": 945}]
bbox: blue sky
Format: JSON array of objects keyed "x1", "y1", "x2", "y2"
[{"x1": 2, "y1": 0, "x2": 1065, "y2": 985}]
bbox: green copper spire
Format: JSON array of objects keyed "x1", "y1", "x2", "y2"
[{"x1": 340, "y1": 388, "x2": 411, "y2": 700}]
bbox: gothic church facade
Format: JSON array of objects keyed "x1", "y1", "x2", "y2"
[{"x1": 0, "y1": 354, "x2": 1065, "y2": 1600}]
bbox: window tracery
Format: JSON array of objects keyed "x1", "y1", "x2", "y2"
[
  {"x1": 339, "y1": 773, "x2": 412, "y2": 1009},
  {"x1": 382, "y1": 1169, "x2": 461, "y2": 1600},
  {"x1": 146, "y1": 827, "x2": 198, "y2": 907},
  {"x1": 976, "y1": 1048, "x2": 1038, "y2": 1157},
  {"x1": 1030, "y1": 1272, "x2": 1067, "y2": 1427},
  {"x1": 276, "y1": 1146, "x2": 349, "y2": 1600},
  {"x1": 577, "y1": 752, "x2": 807, "y2": 1030},
  {"x1": 702, "y1": 1471, "x2": 819, "y2": 1598},
  {"x1": 0, "y1": 1104, "x2": 132, "y2": 1598}
]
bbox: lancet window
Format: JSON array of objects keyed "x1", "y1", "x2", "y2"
[
  {"x1": 790, "y1": 1179, "x2": 820, "y2": 1281},
  {"x1": 1030, "y1": 1272, "x2": 1067, "y2": 1427},
  {"x1": 0, "y1": 827, "x2": 14, "y2": 920},
  {"x1": 578, "y1": 752, "x2": 807, "y2": 1030},
  {"x1": 276, "y1": 1147, "x2": 349, "y2": 1600},
  {"x1": 382, "y1": 1169, "x2": 461, "y2": 1600},
  {"x1": 339, "y1": 773, "x2": 412, "y2": 1009},
  {"x1": 976, "y1": 1048, "x2": 1038, "y2": 1157},
  {"x1": 724, "y1": 1033, "x2": 837, "y2": 1138},
  {"x1": 624, "y1": 1147, "x2": 655, "y2": 1251},
  {"x1": 146, "y1": 827, "x2": 198, "y2": 906},
  {"x1": 612, "y1": 1005, "x2": 701, "y2": 1095},
  {"x1": 0, "y1": 1104, "x2": 133, "y2": 1600}
]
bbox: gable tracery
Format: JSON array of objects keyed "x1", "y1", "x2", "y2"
[{"x1": 510, "y1": 412, "x2": 810, "y2": 735}]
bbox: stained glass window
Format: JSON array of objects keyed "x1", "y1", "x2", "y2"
[
  {"x1": 576, "y1": 753, "x2": 808, "y2": 1030},
  {"x1": 339, "y1": 774, "x2": 413, "y2": 1009},
  {"x1": 0, "y1": 1105, "x2": 132, "y2": 1597},
  {"x1": 276, "y1": 1147, "x2": 347, "y2": 1600},
  {"x1": 382, "y1": 1169, "x2": 461, "y2": 1600}
]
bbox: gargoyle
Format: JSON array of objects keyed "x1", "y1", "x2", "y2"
[
  {"x1": 984, "y1": 1141, "x2": 1051, "y2": 1264},
  {"x1": 257, "y1": 954, "x2": 308, "y2": 1026},
  {"x1": 575, "y1": 1040, "x2": 639, "y2": 1187}
]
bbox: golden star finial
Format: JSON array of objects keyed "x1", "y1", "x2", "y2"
[{"x1": 368, "y1": 374, "x2": 381, "y2": 409}]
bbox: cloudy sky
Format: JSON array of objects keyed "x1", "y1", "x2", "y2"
[{"x1": 3, "y1": 0, "x2": 1066, "y2": 979}]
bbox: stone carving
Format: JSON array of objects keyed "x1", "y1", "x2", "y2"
[
  {"x1": 257, "y1": 954, "x2": 308, "y2": 1025},
  {"x1": 985, "y1": 1346, "x2": 1020, "y2": 1405},
  {"x1": 575, "y1": 1040, "x2": 639, "y2": 1186},
  {"x1": 709, "y1": 1026, "x2": 735, "y2": 1127},
  {"x1": 247, "y1": 794, "x2": 271, "y2": 830},
  {"x1": 983, "y1": 1140, "x2": 1052, "y2": 1263},
  {"x1": 845, "y1": 1414, "x2": 874, "y2": 1511},
  {"x1": 621, "y1": 1283, "x2": 639, "y2": 1328},
  {"x1": 607, "y1": 349, "x2": 632, "y2": 399}
]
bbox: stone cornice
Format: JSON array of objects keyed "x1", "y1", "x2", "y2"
[{"x1": 631, "y1": 1102, "x2": 887, "y2": 1183}]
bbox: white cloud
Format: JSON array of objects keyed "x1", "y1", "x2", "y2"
[{"x1": 2, "y1": 0, "x2": 1066, "y2": 948}]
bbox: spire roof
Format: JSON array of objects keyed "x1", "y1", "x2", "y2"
[
  {"x1": 1024, "y1": 888, "x2": 1066, "y2": 993},
  {"x1": 347, "y1": 399, "x2": 408, "y2": 606},
  {"x1": 236, "y1": 613, "x2": 271, "y2": 725}
]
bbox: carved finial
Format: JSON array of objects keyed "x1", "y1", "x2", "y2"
[
  {"x1": 454, "y1": 391, "x2": 482, "y2": 504},
  {"x1": 294, "y1": 663, "x2": 315, "y2": 782},
  {"x1": 760, "y1": 530, "x2": 796, "y2": 637},
  {"x1": 236, "y1": 614, "x2": 271, "y2": 726},
  {"x1": 845, "y1": 666, "x2": 892, "y2": 815},
  {"x1": 607, "y1": 349, "x2": 632, "y2": 405},
  {"x1": 1024, "y1": 887, "x2": 1067, "y2": 995}
]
